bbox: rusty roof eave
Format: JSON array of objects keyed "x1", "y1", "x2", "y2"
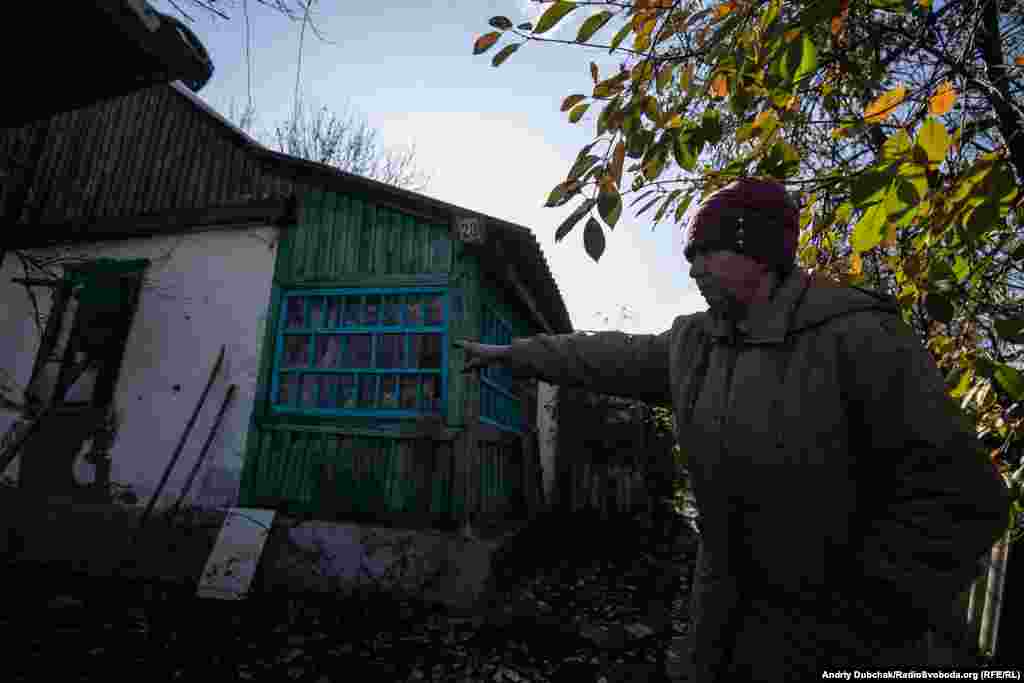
[
  {"x1": 165, "y1": 81, "x2": 572, "y2": 335},
  {"x1": 249, "y1": 148, "x2": 574, "y2": 335}
]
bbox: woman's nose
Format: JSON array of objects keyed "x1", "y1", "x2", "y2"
[{"x1": 689, "y1": 253, "x2": 705, "y2": 278}]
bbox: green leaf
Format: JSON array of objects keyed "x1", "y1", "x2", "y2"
[
  {"x1": 535, "y1": 1, "x2": 577, "y2": 35},
  {"x1": 656, "y1": 65, "x2": 672, "y2": 95},
  {"x1": 916, "y1": 118, "x2": 950, "y2": 168},
  {"x1": 779, "y1": 35, "x2": 818, "y2": 86},
  {"x1": 800, "y1": 0, "x2": 843, "y2": 27},
  {"x1": 576, "y1": 10, "x2": 613, "y2": 43},
  {"x1": 642, "y1": 147, "x2": 668, "y2": 181},
  {"x1": 583, "y1": 217, "x2": 606, "y2": 262},
  {"x1": 609, "y1": 22, "x2": 632, "y2": 53},
  {"x1": 491, "y1": 43, "x2": 520, "y2": 67},
  {"x1": 994, "y1": 363, "x2": 1024, "y2": 401},
  {"x1": 851, "y1": 167, "x2": 897, "y2": 207},
  {"x1": 698, "y1": 109, "x2": 722, "y2": 146},
  {"x1": 996, "y1": 318, "x2": 1024, "y2": 343},
  {"x1": 569, "y1": 102, "x2": 591, "y2": 123},
  {"x1": 473, "y1": 32, "x2": 501, "y2": 55},
  {"x1": 673, "y1": 129, "x2": 698, "y2": 171},
  {"x1": 560, "y1": 94, "x2": 587, "y2": 112},
  {"x1": 675, "y1": 193, "x2": 694, "y2": 223},
  {"x1": 896, "y1": 162, "x2": 928, "y2": 203},
  {"x1": 924, "y1": 291, "x2": 955, "y2": 324},
  {"x1": 598, "y1": 186, "x2": 622, "y2": 229},
  {"x1": 568, "y1": 154, "x2": 601, "y2": 182},
  {"x1": 881, "y1": 129, "x2": 912, "y2": 162},
  {"x1": 869, "y1": 0, "x2": 906, "y2": 10},
  {"x1": 555, "y1": 198, "x2": 597, "y2": 242},
  {"x1": 758, "y1": 139, "x2": 800, "y2": 177},
  {"x1": 655, "y1": 190, "x2": 682, "y2": 224},
  {"x1": 489, "y1": 16, "x2": 514, "y2": 30},
  {"x1": 851, "y1": 182, "x2": 893, "y2": 252},
  {"x1": 966, "y1": 202, "x2": 999, "y2": 240},
  {"x1": 544, "y1": 181, "x2": 580, "y2": 208}
]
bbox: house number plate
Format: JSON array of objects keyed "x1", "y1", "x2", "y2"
[{"x1": 455, "y1": 216, "x2": 486, "y2": 245}]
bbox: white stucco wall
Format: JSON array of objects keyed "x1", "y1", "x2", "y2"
[
  {"x1": 536, "y1": 380, "x2": 558, "y2": 506},
  {"x1": 0, "y1": 226, "x2": 279, "y2": 510}
]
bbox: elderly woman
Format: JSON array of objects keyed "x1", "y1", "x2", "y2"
[{"x1": 456, "y1": 177, "x2": 1008, "y2": 681}]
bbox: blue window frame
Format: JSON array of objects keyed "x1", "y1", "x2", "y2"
[
  {"x1": 480, "y1": 306, "x2": 524, "y2": 433},
  {"x1": 271, "y1": 288, "x2": 448, "y2": 417}
]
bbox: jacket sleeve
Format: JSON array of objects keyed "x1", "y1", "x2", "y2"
[
  {"x1": 840, "y1": 312, "x2": 1011, "y2": 634},
  {"x1": 499, "y1": 325, "x2": 676, "y2": 406}
]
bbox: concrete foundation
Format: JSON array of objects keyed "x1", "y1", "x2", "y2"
[{"x1": 0, "y1": 491, "x2": 509, "y2": 612}]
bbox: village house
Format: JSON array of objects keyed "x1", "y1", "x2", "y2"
[
  {"x1": 0, "y1": 78, "x2": 576, "y2": 529},
  {"x1": 0, "y1": 60, "x2": 672, "y2": 606}
]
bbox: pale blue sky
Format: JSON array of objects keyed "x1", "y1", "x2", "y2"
[{"x1": 156, "y1": 0, "x2": 706, "y2": 334}]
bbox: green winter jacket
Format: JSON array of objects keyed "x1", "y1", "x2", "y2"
[{"x1": 500, "y1": 267, "x2": 1010, "y2": 681}]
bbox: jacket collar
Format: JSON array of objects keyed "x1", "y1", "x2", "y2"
[{"x1": 704, "y1": 268, "x2": 810, "y2": 344}]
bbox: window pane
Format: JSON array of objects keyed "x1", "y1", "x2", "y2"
[
  {"x1": 338, "y1": 374, "x2": 357, "y2": 409},
  {"x1": 381, "y1": 299, "x2": 401, "y2": 326},
  {"x1": 285, "y1": 297, "x2": 305, "y2": 329},
  {"x1": 343, "y1": 298, "x2": 360, "y2": 327},
  {"x1": 376, "y1": 334, "x2": 406, "y2": 369},
  {"x1": 358, "y1": 375, "x2": 377, "y2": 409},
  {"x1": 426, "y1": 296, "x2": 444, "y2": 326},
  {"x1": 422, "y1": 376, "x2": 440, "y2": 414},
  {"x1": 399, "y1": 376, "x2": 418, "y2": 409},
  {"x1": 318, "y1": 375, "x2": 339, "y2": 409},
  {"x1": 299, "y1": 374, "x2": 317, "y2": 408},
  {"x1": 283, "y1": 335, "x2": 310, "y2": 367},
  {"x1": 343, "y1": 334, "x2": 371, "y2": 368},
  {"x1": 315, "y1": 336, "x2": 342, "y2": 368},
  {"x1": 325, "y1": 297, "x2": 343, "y2": 328},
  {"x1": 365, "y1": 295, "x2": 380, "y2": 326},
  {"x1": 411, "y1": 334, "x2": 441, "y2": 369},
  {"x1": 380, "y1": 375, "x2": 399, "y2": 409},
  {"x1": 405, "y1": 297, "x2": 422, "y2": 326},
  {"x1": 309, "y1": 297, "x2": 324, "y2": 328},
  {"x1": 277, "y1": 373, "x2": 298, "y2": 406}
]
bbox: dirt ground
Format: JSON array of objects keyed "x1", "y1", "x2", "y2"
[{"x1": 0, "y1": 513, "x2": 698, "y2": 682}]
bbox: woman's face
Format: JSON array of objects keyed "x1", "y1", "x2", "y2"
[{"x1": 688, "y1": 249, "x2": 770, "y2": 319}]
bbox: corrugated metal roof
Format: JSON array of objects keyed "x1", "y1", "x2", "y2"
[{"x1": 0, "y1": 82, "x2": 573, "y2": 334}]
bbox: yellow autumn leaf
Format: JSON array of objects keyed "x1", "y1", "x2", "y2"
[
  {"x1": 714, "y1": 1, "x2": 736, "y2": 19},
  {"x1": 929, "y1": 81, "x2": 956, "y2": 116},
  {"x1": 611, "y1": 140, "x2": 626, "y2": 189},
  {"x1": 665, "y1": 113, "x2": 684, "y2": 128},
  {"x1": 681, "y1": 63, "x2": 694, "y2": 91},
  {"x1": 864, "y1": 85, "x2": 907, "y2": 124},
  {"x1": 830, "y1": 8, "x2": 847, "y2": 37},
  {"x1": 710, "y1": 74, "x2": 729, "y2": 98},
  {"x1": 880, "y1": 220, "x2": 897, "y2": 248},
  {"x1": 849, "y1": 251, "x2": 863, "y2": 277}
]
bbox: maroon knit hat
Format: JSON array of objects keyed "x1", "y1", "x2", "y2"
[{"x1": 683, "y1": 177, "x2": 799, "y2": 274}]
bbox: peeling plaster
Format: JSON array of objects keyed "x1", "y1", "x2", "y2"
[{"x1": 0, "y1": 227, "x2": 279, "y2": 509}]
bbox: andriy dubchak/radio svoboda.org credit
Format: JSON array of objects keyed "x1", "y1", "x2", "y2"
[{"x1": 821, "y1": 670, "x2": 1021, "y2": 680}]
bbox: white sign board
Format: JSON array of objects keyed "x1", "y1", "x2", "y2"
[{"x1": 197, "y1": 507, "x2": 276, "y2": 600}]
